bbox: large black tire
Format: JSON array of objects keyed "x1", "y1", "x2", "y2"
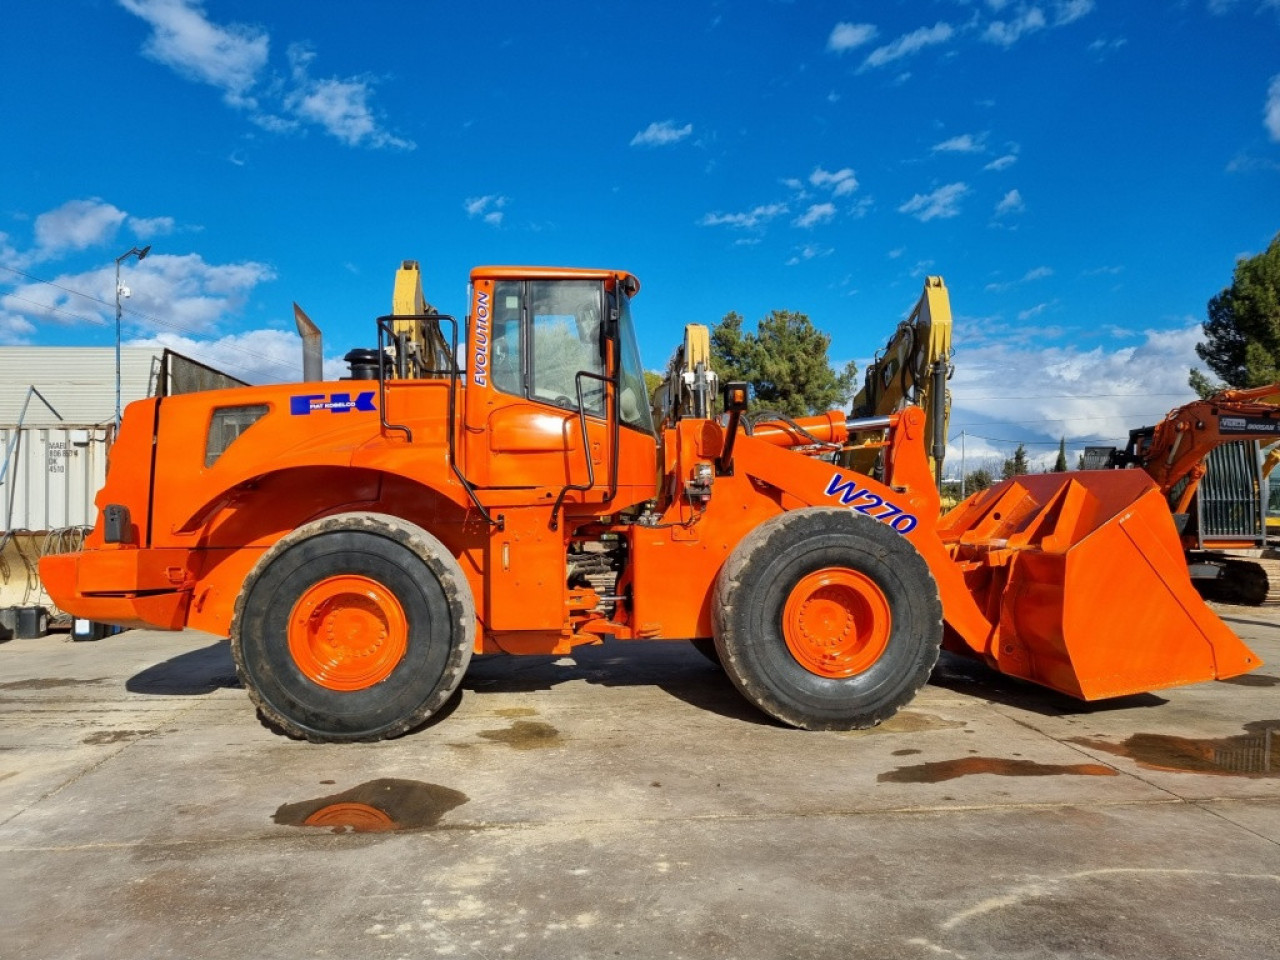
[
  {"x1": 230, "y1": 512, "x2": 474, "y2": 743},
  {"x1": 713, "y1": 508, "x2": 942, "y2": 730}
]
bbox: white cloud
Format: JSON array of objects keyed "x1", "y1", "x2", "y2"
[
  {"x1": 786, "y1": 244, "x2": 834, "y2": 266},
  {"x1": 862, "y1": 22, "x2": 954, "y2": 70},
  {"x1": 127, "y1": 328, "x2": 340, "y2": 384},
  {"x1": 986, "y1": 265, "x2": 1051, "y2": 291},
  {"x1": 31, "y1": 199, "x2": 127, "y2": 263},
  {"x1": 630, "y1": 120, "x2": 693, "y2": 147},
  {"x1": 700, "y1": 204, "x2": 789, "y2": 229},
  {"x1": 1054, "y1": 0, "x2": 1096, "y2": 26},
  {"x1": 464, "y1": 195, "x2": 508, "y2": 226},
  {"x1": 794, "y1": 203, "x2": 836, "y2": 228},
  {"x1": 129, "y1": 216, "x2": 177, "y2": 239},
  {"x1": 898, "y1": 182, "x2": 970, "y2": 221},
  {"x1": 1088, "y1": 37, "x2": 1128, "y2": 56},
  {"x1": 809, "y1": 167, "x2": 859, "y2": 196},
  {"x1": 1, "y1": 253, "x2": 275, "y2": 339},
  {"x1": 984, "y1": 154, "x2": 1018, "y2": 171},
  {"x1": 118, "y1": 0, "x2": 269, "y2": 107},
  {"x1": 1266, "y1": 74, "x2": 1280, "y2": 141},
  {"x1": 994, "y1": 189, "x2": 1026, "y2": 216},
  {"x1": 0, "y1": 310, "x2": 37, "y2": 345},
  {"x1": 983, "y1": 7, "x2": 1047, "y2": 47},
  {"x1": 827, "y1": 22, "x2": 878, "y2": 53},
  {"x1": 119, "y1": 1, "x2": 411, "y2": 149},
  {"x1": 983, "y1": 1, "x2": 1095, "y2": 47},
  {"x1": 933, "y1": 133, "x2": 987, "y2": 154},
  {"x1": 282, "y1": 45, "x2": 414, "y2": 149},
  {"x1": 944, "y1": 325, "x2": 1203, "y2": 474},
  {"x1": 1018, "y1": 302, "x2": 1054, "y2": 321}
]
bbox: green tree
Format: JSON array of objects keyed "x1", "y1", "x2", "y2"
[
  {"x1": 1053, "y1": 437, "x2": 1068, "y2": 472},
  {"x1": 709, "y1": 309, "x2": 857, "y2": 416},
  {"x1": 1001, "y1": 443, "x2": 1030, "y2": 479},
  {"x1": 963, "y1": 468, "x2": 995, "y2": 494},
  {"x1": 1192, "y1": 232, "x2": 1280, "y2": 390},
  {"x1": 643, "y1": 370, "x2": 664, "y2": 403}
]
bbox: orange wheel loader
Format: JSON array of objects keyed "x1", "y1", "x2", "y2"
[{"x1": 40, "y1": 265, "x2": 1262, "y2": 742}]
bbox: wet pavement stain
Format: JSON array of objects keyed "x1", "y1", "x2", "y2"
[
  {"x1": 879, "y1": 757, "x2": 1118, "y2": 784},
  {"x1": 1070, "y1": 721, "x2": 1279, "y2": 777},
  {"x1": 82, "y1": 730, "x2": 148, "y2": 745},
  {"x1": 841, "y1": 711, "x2": 966, "y2": 737},
  {"x1": 273, "y1": 779, "x2": 469, "y2": 833},
  {"x1": 0, "y1": 677, "x2": 107, "y2": 691},
  {"x1": 1216, "y1": 673, "x2": 1280, "y2": 688},
  {"x1": 477, "y1": 719, "x2": 562, "y2": 750}
]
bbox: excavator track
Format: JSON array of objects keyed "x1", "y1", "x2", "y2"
[{"x1": 1195, "y1": 554, "x2": 1280, "y2": 606}]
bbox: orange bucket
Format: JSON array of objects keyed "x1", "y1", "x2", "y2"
[{"x1": 939, "y1": 470, "x2": 1261, "y2": 699}]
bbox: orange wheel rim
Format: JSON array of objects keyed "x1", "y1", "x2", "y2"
[
  {"x1": 303, "y1": 802, "x2": 397, "y2": 832},
  {"x1": 782, "y1": 567, "x2": 892, "y2": 678},
  {"x1": 287, "y1": 575, "x2": 408, "y2": 691}
]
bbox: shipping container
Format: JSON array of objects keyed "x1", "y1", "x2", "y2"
[{"x1": 0, "y1": 424, "x2": 111, "y2": 532}]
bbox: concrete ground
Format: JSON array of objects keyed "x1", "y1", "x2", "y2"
[{"x1": 1, "y1": 608, "x2": 1277, "y2": 960}]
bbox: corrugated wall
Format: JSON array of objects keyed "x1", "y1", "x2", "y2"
[{"x1": 0, "y1": 347, "x2": 163, "y2": 425}]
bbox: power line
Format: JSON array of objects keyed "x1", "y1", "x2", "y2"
[
  {"x1": 955, "y1": 391, "x2": 1191, "y2": 401},
  {"x1": 953, "y1": 432, "x2": 1128, "y2": 447},
  {"x1": 0, "y1": 263, "x2": 297, "y2": 381}
]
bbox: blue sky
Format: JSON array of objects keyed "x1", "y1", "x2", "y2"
[{"x1": 2, "y1": 1, "x2": 1278, "y2": 473}]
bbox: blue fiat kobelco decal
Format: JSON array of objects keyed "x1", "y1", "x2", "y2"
[
  {"x1": 289, "y1": 391, "x2": 376, "y2": 415},
  {"x1": 824, "y1": 473, "x2": 919, "y2": 534}
]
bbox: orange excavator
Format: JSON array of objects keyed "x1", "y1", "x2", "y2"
[
  {"x1": 40, "y1": 265, "x2": 1261, "y2": 742},
  {"x1": 1108, "y1": 384, "x2": 1280, "y2": 603}
]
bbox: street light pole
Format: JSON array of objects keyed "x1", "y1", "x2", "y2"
[{"x1": 114, "y1": 245, "x2": 151, "y2": 427}]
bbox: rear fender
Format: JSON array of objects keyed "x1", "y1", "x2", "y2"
[{"x1": 178, "y1": 466, "x2": 479, "y2": 638}]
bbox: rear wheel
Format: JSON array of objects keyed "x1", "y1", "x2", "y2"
[
  {"x1": 713, "y1": 508, "x2": 942, "y2": 730},
  {"x1": 231, "y1": 513, "x2": 474, "y2": 742}
]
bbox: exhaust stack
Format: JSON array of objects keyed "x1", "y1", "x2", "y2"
[{"x1": 293, "y1": 302, "x2": 323, "y2": 382}]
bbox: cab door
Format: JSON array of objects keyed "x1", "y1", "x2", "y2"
[{"x1": 462, "y1": 275, "x2": 612, "y2": 499}]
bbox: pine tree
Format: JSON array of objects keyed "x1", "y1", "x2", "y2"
[
  {"x1": 1054, "y1": 437, "x2": 1068, "y2": 472},
  {"x1": 1191, "y1": 232, "x2": 1280, "y2": 390}
]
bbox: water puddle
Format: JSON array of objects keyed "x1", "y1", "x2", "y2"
[
  {"x1": 477, "y1": 719, "x2": 562, "y2": 750},
  {"x1": 841, "y1": 711, "x2": 966, "y2": 737},
  {"x1": 879, "y1": 757, "x2": 1118, "y2": 784},
  {"x1": 1070, "y1": 721, "x2": 1278, "y2": 777},
  {"x1": 0, "y1": 677, "x2": 107, "y2": 691},
  {"x1": 273, "y1": 779, "x2": 469, "y2": 833}
]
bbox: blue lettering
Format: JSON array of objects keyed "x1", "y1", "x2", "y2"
[
  {"x1": 823, "y1": 472, "x2": 919, "y2": 536},
  {"x1": 824, "y1": 473, "x2": 864, "y2": 506},
  {"x1": 289, "y1": 391, "x2": 378, "y2": 416}
]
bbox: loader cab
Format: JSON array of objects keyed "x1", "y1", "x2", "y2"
[{"x1": 461, "y1": 267, "x2": 657, "y2": 513}]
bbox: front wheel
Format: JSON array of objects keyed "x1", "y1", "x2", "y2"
[
  {"x1": 231, "y1": 513, "x2": 475, "y2": 742},
  {"x1": 713, "y1": 508, "x2": 942, "y2": 730}
]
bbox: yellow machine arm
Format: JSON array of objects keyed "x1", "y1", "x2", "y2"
[
  {"x1": 655, "y1": 324, "x2": 718, "y2": 427},
  {"x1": 845, "y1": 276, "x2": 953, "y2": 486},
  {"x1": 388, "y1": 260, "x2": 453, "y2": 378}
]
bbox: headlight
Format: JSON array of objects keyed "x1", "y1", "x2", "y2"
[{"x1": 205, "y1": 404, "x2": 269, "y2": 467}]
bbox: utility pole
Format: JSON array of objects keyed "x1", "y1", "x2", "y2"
[{"x1": 114, "y1": 245, "x2": 151, "y2": 426}]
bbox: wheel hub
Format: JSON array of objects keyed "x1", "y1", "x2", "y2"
[
  {"x1": 287, "y1": 575, "x2": 408, "y2": 691},
  {"x1": 782, "y1": 567, "x2": 891, "y2": 678}
]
